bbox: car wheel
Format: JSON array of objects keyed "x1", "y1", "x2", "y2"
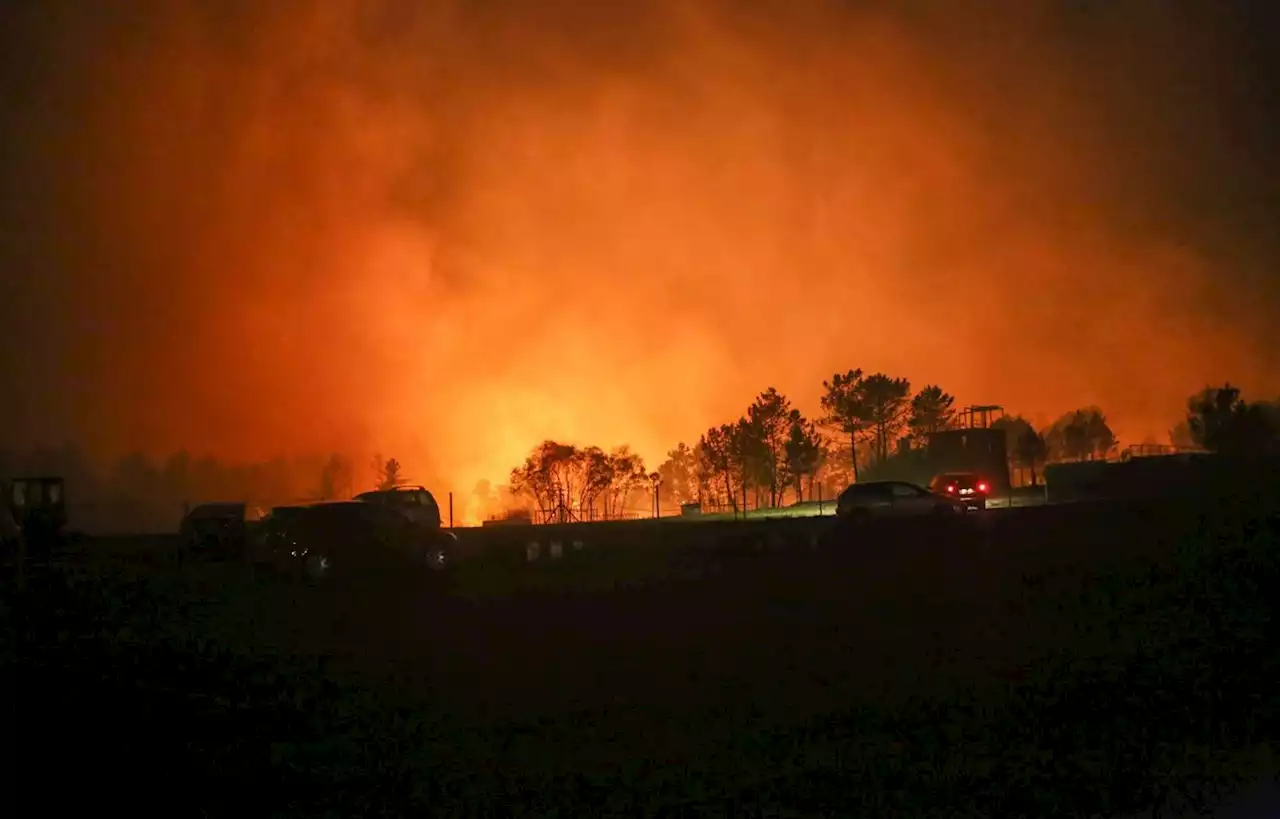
[{"x1": 422, "y1": 544, "x2": 451, "y2": 571}]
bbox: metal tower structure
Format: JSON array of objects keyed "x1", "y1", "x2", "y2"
[{"x1": 957, "y1": 404, "x2": 1005, "y2": 429}]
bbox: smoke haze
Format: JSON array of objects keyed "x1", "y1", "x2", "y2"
[{"x1": 2, "y1": 0, "x2": 1277, "y2": 494}]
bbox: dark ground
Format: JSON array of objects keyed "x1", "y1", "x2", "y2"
[{"x1": 2, "y1": 495, "x2": 1278, "y2": 817}]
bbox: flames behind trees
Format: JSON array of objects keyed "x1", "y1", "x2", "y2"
[
  {"x1": 508, "y1": 441, "x2": 649, "y2": 523},
  {"x1": 498, "y1": 372, "x2": 1280, "y2": 520},
  {"x1": 0, "y1": 1, "x2": 1277, "y2": 502},
  {"x1": 2, "y1": 377, "x2": 1277, "y2": 532}
]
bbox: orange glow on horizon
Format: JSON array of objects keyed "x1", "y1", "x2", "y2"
[{"x1": 10, "y1": 1, "x2": 1276, "y2": 519}]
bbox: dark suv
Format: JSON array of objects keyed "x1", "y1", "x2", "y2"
[
  {"x1": 927, "y1": 472, "x2": 990, "y2": 511},
  {"x1": 257, "y1": 499, "x2": 455, "y2": 581}
]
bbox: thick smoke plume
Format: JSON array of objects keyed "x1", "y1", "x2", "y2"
[{"x1": 1, "y1": 0, "x2": 1276, "y2": 496}]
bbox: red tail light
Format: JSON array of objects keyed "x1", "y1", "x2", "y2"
[
  {"x1": 977, "y1": 482, "x2": 989, "y2": 493},
  {"x1": 946, "y1": 485, "x2": 956, "y2": 493}
]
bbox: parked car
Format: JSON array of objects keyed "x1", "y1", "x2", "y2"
[
  {"x1": 835, "y1": 481, "x2": 967, "y2": 524},
  {"x1": 255, "y1": 500, "x2": 456, "y2": 583},
  {"x1": 179, "y1": 502, "x2": 267, "y2": 558},
  {"x1": 927, "y1": 472, "x2": 991, "y2": 511}
]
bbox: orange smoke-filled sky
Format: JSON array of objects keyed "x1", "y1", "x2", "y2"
[{"x1": 1, "y1": 0, "x2": 1277, "y2": 493}]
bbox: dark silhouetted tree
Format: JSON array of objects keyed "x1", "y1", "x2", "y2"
[
  {"x1": 377, "y1": 456, "x2": 404, "y2": 490},
  {"x1": 992, "y1": 415, "x2": 1029, "y2": 445},
  {"x1": 859, "y1": 373, "x2": 912, "y2": 465},
  {"x1": 1063, "y1": 417, "x2": 1090, "y2": 461},
  {"x1": 656, "y1": 442, "x2": 699, "y2": 508},
  {"x1": 907, "y1": 385, "x2": 956, "y2": 443},
  {"x1": 785, "y1": 416, "x2": 825, "y2": 502},
  {"x1": 1260, "y1": 400, "x2": 1280, "y2": 446},
  {"x1": 698, "y1": 423, "x2": 744, "y2": 513},
  {"x1": 510, "y1": 441, "x2": 577, "y2": 520},
  {"x1": 602, "y1": 446, "x2": 647, "y2": 519},
  {"x1": 1186, "y1": 384, "x2": 1280, "y2": 456},
  {"x1": 1186, "y1": 384, "x2": 1241, "y2": 451},
  {"x1": 691, "y1": 440, "x2": 712, "y2": 503},
  {"x1": 1084, "y1": 410, "x2": 1117, "y2": 460},
  {"x1": 814, "y1": 440, "x2": 856, "y2": 500},
  {"x1": 1045, "y1": 408, "x2": 1114, "y2": 461},
  {"x1": 574, "y1": 446, "x2": 614, "y2": 518},
  {"x1": 647, "y1": 471, "x2": 663, "y2": 517},
  {"x1": 993, "y1": 415, "x2": 1047, "y2": 486},
  {"x1": 745, "y1": 387, "x2": 795, "y2": 507},
  {"x1": 510, "y1": 447, "x2": 550, "y2": 517},
  {"x1": 820, "y1": 369, "x2": 868, "y2": 482},
  {"x1": 735, "y1": 417, "x2": 772, "y2": 509},
  {"x1": 1015, "y1": 426, "x2": 1048, "y2": 486},
  {"x1": 507, "y1": 440, "x2": 647, "y2": 522}
]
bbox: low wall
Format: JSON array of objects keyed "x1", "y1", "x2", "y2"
[
  {"x1": 452, "y1": 514, "x2": 838, "y2": 572},
  {"x1": 1044, "y1": 454, "x2": 1280, "y2": 504}
]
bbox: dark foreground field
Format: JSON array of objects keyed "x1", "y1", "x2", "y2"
[{"x1": 3, "y1": 496, "x2": 1279, "y2": 817}]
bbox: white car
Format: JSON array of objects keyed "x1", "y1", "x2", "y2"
[{"x1": 835, "y1": 481, "x2": 967, "y2": 523}]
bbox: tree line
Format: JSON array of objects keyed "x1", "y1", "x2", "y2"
[
  {"x1": 505, "y1": 442, "x2": 654, "y2": 523},
  {"x1": 1172, "y1": 384, "x2": 1280, "y2": 457},
  {"x1": 2, "y1": 379, "x2": 1276, "y2": 530},
  {"x1": 504, "y1": 373, "x2": 1280, "y2": 520}
]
